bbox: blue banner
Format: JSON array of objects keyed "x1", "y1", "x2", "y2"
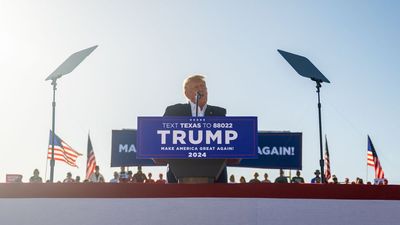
[
  {"x1": 111, "y1": 130, "x2": 302, "y2": 169},
  {"x1": 137, "y1": 116, "x2": 258, "y2": 159},
  {"x1": 110, "y1": 130, "x2": 155, "y2": 167},
  {"x1": 233, "y1": 132, "x2": 302, "y2": 169}
]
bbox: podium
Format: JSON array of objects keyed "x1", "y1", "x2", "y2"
[
  {"x1": 155, "y1": 159, "x2": 241, "y2": 183},
  {"x1": 138, "y1": 116, "x2": 258, "y2": 184}
]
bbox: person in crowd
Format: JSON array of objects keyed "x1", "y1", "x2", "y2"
[
  {"x1": 110, "y1": 171, "x2": 119, "y2": 183},
  {"x1": 375, "y1": 179, "x2": 383, "y2": 185},
  {"x1": 344, "y1": 177, "x2": 350, "y2": 184},
  {"x1": 156, "y1": 173, "x2": 166, "y2": 184},
  {"x1": 384, "y1": 179, "x2": 389, "y2": 185},
  {"x1": 331, "y1": 175, "x2": 339, "y2": 184},
  {"x1": 29, "y1": 169, "x2": 43, "y2": 183},
  {"x1": 75, "y1": 176, "x2": 81, "y2": 183},
  {"x1": 356, "y1": 178, "x2": 364, "y2": 184},
  {"x1": 63, "y1": 172, "x2": 75, "y2": 183},
  {"x1": 89, "y1": 166, "x2": 105, "y2": 183},
  {"x1": 127, "y1": 171, "x2": 133, "y2": 182},
  {"x1": 229, "y1": 174, "x2": 236, "y2": 183},
  {"x1": 239, "y1": 176, "x2": 246, "y2": 183},
  {"x1": 275, "y1": 169, "x2": 288, "y2": 183},
  {"x1": 99, "y1": 176, "x2": 105, "y2": 183},
  {"x1": 249, "y1": 172, "x2": 261, "y2": 183},
  {"x1": 163, "y1": 75, "x2": 227, "y2": 183},
  {"x1": 15, "y1": 175, "x2": 23, "y2": 183},
  {"x1": 311, "y1": 170, "x2": 321, "y2": 183},
  {"x1": 145, "y1": 173, "x2": 155, "y2": 183},
  {"x1": 291, "y1": 170, "x2": 305, "y2": 183},
  {"x1": 133, "y1": 166, "x2": 147, "y2": 183},
  {"x1": 119, "y1": 166, "x2": 129, "y2": 183},
  {"x1": 262, "y1": 173, "x2": 271, "y2": 183}
]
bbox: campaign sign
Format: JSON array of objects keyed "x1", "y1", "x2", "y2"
[
  {"x1": 5, "y1": 174, "x2": 23, "y2": 183},
  {"x1": 137, "y1": 116, "x2": 258, "y2": 159},
  {"x1": 234, "y1": 132, "x2": 302, "y2": 170},
  {"x1": 111, "y1": 130, "x2": 302, "y2": 168},
  {"x1": 111, "y1": 129, "x2": 155, "y2": 167}
]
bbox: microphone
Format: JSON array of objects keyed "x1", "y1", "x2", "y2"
[
  {"x1": 196, "y1": 91, "x2": 203, "y2": 99},
  {"x1": 195, "y1": 91, "x2": 203, "y2": 117}
]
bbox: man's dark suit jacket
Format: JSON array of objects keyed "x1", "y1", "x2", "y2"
[
  {"x1": 164, "y1": 103, "x2": 226, "y2": 117},
  {"x1": 163, "y1": 103, "x2": 228, "y2": 183}
]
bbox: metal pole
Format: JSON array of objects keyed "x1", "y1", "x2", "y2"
[
  {"x1": 316, "y1": 81, "x2": 325, "y2": 183},
  {"x1": 195, "y1": 93, "x2": 200, "y2": 117},
  {"x1": 50, "y1": 79, "x2": 57, "y2": 182},
  {"x1": 366, "y1": 149, "x2": 369, "y2": 183}
]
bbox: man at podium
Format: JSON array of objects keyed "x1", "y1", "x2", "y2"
[{"x1": 163, "y1": 75, "x2": 228, "y2": 183}]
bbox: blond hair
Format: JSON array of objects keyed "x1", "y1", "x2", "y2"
[{"x1": 183, "y1": 74, "x2": 206, "y2": 93}]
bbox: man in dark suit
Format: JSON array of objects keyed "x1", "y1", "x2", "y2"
[
  {"x1": 164, "y1": 103, "x2": 226, "y2": 117},
  {"x1": 163, "y1": 75, "x2": 228, "y2": 183}
]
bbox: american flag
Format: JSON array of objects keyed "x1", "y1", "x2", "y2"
[
  {"x1": 48, "y1": 131, "x2": 82, "y2": 167},
  {"x1": 324, "y1": 135, "x2": 331, "y2": 181},
  {"x1": 367, "y1": 136, "x2": 384, "y2": 179},
  {"x1": 85, "y1": 134, "x2": 97, "y2": 180}
]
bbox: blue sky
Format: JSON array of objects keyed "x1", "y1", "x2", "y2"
[{"x1": 0, "y1": 1, "x2": 399, "y2": 183}]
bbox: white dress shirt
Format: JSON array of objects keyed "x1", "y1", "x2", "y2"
[{"x1": 189, "y1": 101, "x2": 207, "y2": 117}]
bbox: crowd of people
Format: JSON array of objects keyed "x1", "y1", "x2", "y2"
[
  {"x1": 233, "y1": 169, "x2": 389, "y2": 185},
  {"x1": 23, "y1": 166, "x2": 389, "y2": 185},
  {"x1": 26, "y1": 165, "x2": 166, "y2": 184}
]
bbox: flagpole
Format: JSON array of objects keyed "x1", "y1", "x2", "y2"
[
  {"x1": 366, "y1": 135, "x2": 368, "y2": 183},
  {"x1": 49, "y1": 79, "x2": 57, "y2": 183},
  {"x1": 45, "y1": 151, "x2": 49, "y2": 182}
]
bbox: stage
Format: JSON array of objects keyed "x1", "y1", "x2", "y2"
[{"x1": 0, "y1": 183, "x2": 399, "y2": 225}]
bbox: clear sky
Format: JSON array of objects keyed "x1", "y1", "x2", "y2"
[{"x1": 0, "y1": 1, "x2": 399, "y2": 183}]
